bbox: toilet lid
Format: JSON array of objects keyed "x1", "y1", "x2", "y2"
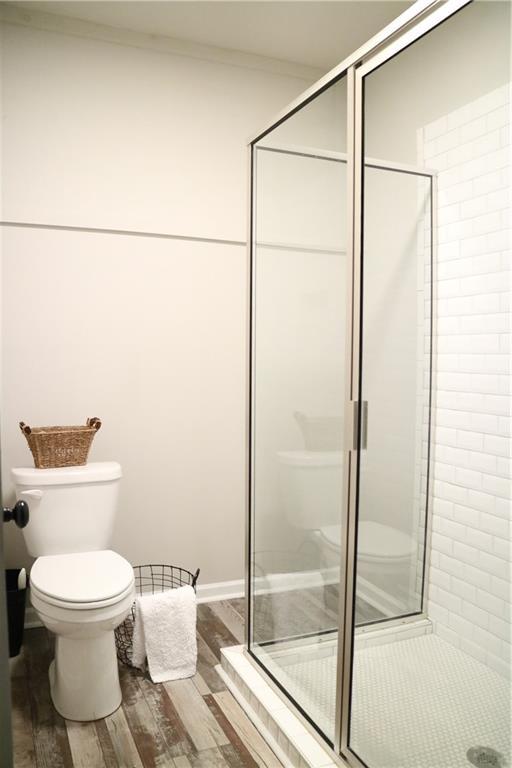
[
  {"x1": 30, "y1": 550, "x2": 134, "y2": 604},
  {"x1": 320, "y1": 521, "x2": 416, "y2": 559}
]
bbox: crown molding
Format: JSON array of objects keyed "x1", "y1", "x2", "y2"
[{"x1": 0, "y1": 2, "x2": 323, "y2": 82}]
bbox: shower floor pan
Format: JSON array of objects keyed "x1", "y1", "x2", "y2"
[{"x1": 219, "y1": 633, "x2": 510, "y2": 768}]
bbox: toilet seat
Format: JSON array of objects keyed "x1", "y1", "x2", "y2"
[
  {"x1": 319, "y1": 521, "x2": 416, "y2": 562},
  {"x1": 30, "y1": 550, "x2": 134, "y2": 610},
  {"x1": 28, "y1": 550, "x2": 135, "y2": 722}
]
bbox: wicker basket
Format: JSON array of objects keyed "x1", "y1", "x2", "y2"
[{"x1": 19, "y1": 418, "x2": 102, "y2": 469}]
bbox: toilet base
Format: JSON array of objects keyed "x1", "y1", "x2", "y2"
[{"x1": 49, "y1": 630, "x2": 122, "y2": 721}]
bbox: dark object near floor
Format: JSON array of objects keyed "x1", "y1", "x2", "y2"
[
  {"x1": 467, "y1": 746, "x2": 505, "y2": 768},
  {"x1": 5, "y1": 570, "x2": 27, "y2": 658}
]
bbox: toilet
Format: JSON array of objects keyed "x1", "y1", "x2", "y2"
[
  {"x1": 315, "y1": 520, "x2": 418, "y2": 605},
  {"x1": 278, "y1": 451, "x2": 417, "y2": 601},
  {"x1": 12, "y1": 461, "x2": 135, "y2": 722}
]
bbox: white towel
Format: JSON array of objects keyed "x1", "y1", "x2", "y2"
[{"x1": 131, "y1": 585, "x2": 197, "y2": 683}]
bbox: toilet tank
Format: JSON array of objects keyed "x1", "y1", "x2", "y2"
[
  {"x1": 277, "y1": 451, "x2": 344, "y2": 531},
  {"x1": 11, "y1": 462, "x2": 122, "y2": 557}
]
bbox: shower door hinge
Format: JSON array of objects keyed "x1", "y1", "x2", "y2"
[{"x1": 348, "y1": 400, "x2": 368, "y2": 451}]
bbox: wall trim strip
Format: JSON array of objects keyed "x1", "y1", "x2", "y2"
[
  {"x1": 0, "y1": 4, "x2": 321, "y2": 82},
  {"x1": 0, "y1": 220, "x2": 246, "y2": 248}
]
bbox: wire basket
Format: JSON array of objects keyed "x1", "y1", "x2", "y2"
[
  {"x1": 115, "y1": 564, "x2": 200, "y2": 667},
  {"x1": 19, "y1": 418, "x2": 101, "y2": 468}
]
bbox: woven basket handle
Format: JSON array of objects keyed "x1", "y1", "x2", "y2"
[
  {"x1": 19, "y1": 422, "x2": 32, "y2": 436},
  {"x1": 87, "y1": 417, "x2": 102, "y2": 431}
]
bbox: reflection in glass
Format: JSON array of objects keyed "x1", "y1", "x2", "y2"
[
  {"x1": 249, "y1": 77, "x2": 348, "y2": 743},
  {"x1": 357, "y1": 166, "x2": 432, "y2": 620}
]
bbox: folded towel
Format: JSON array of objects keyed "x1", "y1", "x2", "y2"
[{"x1": 131, "y1": 585, "x2": 197, "y2": 683}]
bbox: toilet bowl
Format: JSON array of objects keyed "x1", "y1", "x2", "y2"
[
  {"x1": 30, "y1": 550, "x2": 134, "y2": 721},
  {"x1": 316, "y1": 520, "x2": 417, "y2": 599},
  {"x1": 12, "y1": 462, "x2": 135, "y2": 721},
  {"x1": 278, "y1": 450, "x2": 417, "y2": 602}
]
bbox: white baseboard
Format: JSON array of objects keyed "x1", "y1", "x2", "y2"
[
  {"x1": 24, "y1": 578, "x2": 246, "y2": 629},
  {"x1": 196, "y1": 579, "x2": 244, "y2": 604},
  {"x1": 23, "y1": 569, "x2": 393, "y2": 629},
  {"x1": 356, "y1": 575, "x2": 408, "y2": 617},
  {"x1": 24, "y1": 604, "x2": 41, "y2": 629},
  {"x1": 197, "y1": 567, "x2": 342, "y2": 603},
  {"x1": 23, "y1": 568, "x2": 335, "y2": 628},
  {"x1": 252, "y1": 567, "x2": 339, "y2": 595}
]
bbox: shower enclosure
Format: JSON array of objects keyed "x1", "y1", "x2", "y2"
[{"x1": 244, "y1": 1, "x2": 511, "y2": 766}]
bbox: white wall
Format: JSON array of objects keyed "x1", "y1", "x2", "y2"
[
  {"x1": 365, "y1": 1, "x2": 510, "y2": 167},
  {"x1": 250, "y1": 1, "x2": 511, "y2": 645},
  {"x1": 252, "y1": 126, "x2": 347, "y2": 581},
  {"x1": 0, "y1": 16, "x2": 314, "y2": 585},
  {"x1": 251, "y1": 141, "x2": 427, "y2": 618},
  {"x1": 423, "y1": 84, "x2": 511, "y2": 680},
  {"x1": 354, "y1": 0, "x2": 510, "y2": 671},
  {"x1": 0, "y1": 18, "x2": 315, "y2": 242},
  {"x1": 359, "y1": 167, "x2": 430, "y2": 612},
  {"x1": 2, "y1": 2, "x2": 509, "y2": 636},
  {"x1": 251, "y1": 60, "x2": 430, "y2": 616}
]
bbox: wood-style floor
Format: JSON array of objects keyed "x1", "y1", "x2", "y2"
[
  {"x1": 10, "y1": 589, "x2": 382, "y2": 768},
  {"x1": 11, "y1": 599, "x2": 284, "y2": 768}
]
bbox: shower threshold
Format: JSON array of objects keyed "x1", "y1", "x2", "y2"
[
  {"x1": 218, "y1": 643, "x2": 336, "y2": 768},
  {"x1": 218, "y1": 626, "x2": 510, "y2": 768}
]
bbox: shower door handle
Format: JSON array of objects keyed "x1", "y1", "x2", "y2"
[
  {"x1": 350, "y1": 400, "x2": 368, "y2": 451},
  {"x1": 360, "y1": 401, "x2": 368, "y2": 450}
]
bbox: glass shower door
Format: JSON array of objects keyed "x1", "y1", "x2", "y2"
[
  {"x1": 355, "y1": 163, "x2": 433, "y2": 623},
  {"x1": 248, "y1": 74, "x2": 350, "y2": 745},
  {"x1": 247, "y1": 2, "x2": 509, "y2": 765},
  {"x1": 344, "y1": 1, "x2": 511, "y2": 766},
  {"x1": 347, "y1": 160, "x2": 433, "y2": 767}
]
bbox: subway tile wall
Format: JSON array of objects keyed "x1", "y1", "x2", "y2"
[{"x1": 421, "y1": 84, "x2": 511, "y2": 679}]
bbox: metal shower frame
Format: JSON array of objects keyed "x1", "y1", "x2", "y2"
[{"x1": 245, "y1": 0, "x2": 472, "y2": 765}]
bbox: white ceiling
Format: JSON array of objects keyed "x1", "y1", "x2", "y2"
[{"x1": 12, "y1": 1, "x2": 411, "y2": 70}]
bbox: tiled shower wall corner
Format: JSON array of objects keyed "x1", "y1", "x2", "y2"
[{"x1": 421, "y1": 83, "x2": 511, "y2": 679}]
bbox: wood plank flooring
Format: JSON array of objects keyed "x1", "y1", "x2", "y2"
[
  {"x1": 10, "y1": 590, "x2": 383, "y2": 767},
  {"x1": 10, "y1": 599, "x2": 281, "y2": 768},
  {"x1": 251, "y1": 584, "x2": 383, "y2": 643}
]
